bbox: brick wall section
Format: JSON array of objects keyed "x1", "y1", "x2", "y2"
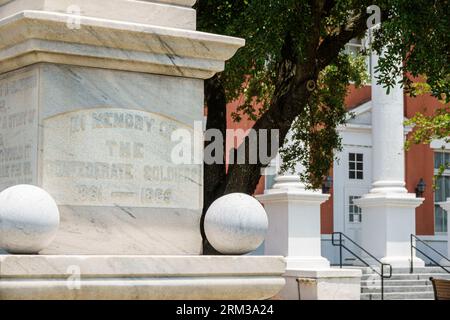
[
  {"x1": 226, "y1": 96, "x2": 266, "y2": 195},
  {"x1": 404, "y1": 93, "x2": 442, "y2": 235},
  {"x1": 321, "y1": 168, "x2": 334, "y2": 234}
]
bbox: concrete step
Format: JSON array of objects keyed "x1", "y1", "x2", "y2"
[
  {"x1": 357, "y1": 266, "x2": 450, "y2": 275},
  {"x1": 362, "y1": 273, "x2": 450, "y2": 281},
  {"x1": 361, "y1": 291, "x2": 434, "y2": 300},
  {"x1": 361, "y1": 279, "x2": 431, "y2": 286},
  {"x1": 361, "y1": 285, "x2": 432, "y2": 294},
  {"x1": 392, "y1": 267, "x2": 450, "y2": 274}
]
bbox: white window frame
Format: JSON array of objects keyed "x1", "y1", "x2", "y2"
[
  {"x1": 348, "y1": 195, "x2": 362, "y2": 224},
  {"x1": 433, "y1": 150, "x2": 450, "y2": 235},
  {"x1": 348, "y1": 152, "x2": 364, "y2": 180}
]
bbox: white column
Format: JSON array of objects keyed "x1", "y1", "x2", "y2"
[
  {"x1": 354, "y1": 51, "x2": 424, "y2": 268},
  {"x1": 257, "y1": 166, "x2": 330, "y2": 269},
  {"x1": 440, "y1": 199, "x2": 450, "y2": 265},
  {"x1": 258, "y1": 168, "x2": 363, "y2": 300}
]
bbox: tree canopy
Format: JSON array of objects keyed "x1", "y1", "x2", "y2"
[{"x1": 195, "y1": 0, "x2": 449, "y2": 251}]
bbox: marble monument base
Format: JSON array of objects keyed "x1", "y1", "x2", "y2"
[
  {"x1": 276, "y1": 269, "x2": 362, "y2": 300},
  {"x1": 0, "y1": 255, "x2": 285, "y2": 300}
]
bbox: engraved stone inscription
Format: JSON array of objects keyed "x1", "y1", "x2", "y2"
[
  {"x1": 0, "y1": 69, "x2": 38, "y2": 191},
  {"x1": 42, "y1": 108, "x2": 202, "y2": 209}
]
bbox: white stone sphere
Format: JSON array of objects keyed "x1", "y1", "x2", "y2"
[
  {"x1": 0, "y1": 185, "x2": 60, "y2": 254},
  {"x1": 205, "y1": 193, "x2": 268, "y2": 254}
]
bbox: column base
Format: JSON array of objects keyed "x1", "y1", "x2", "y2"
[
  {"x1": 355, "y1": 192, "x2": 424, "y2": 268},
  {"x1": 285, "y1": 256, "x2": 330, "y2": 270}
]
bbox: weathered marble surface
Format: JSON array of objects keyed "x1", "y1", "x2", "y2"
[
  {"x1": 0, "y1": 0, "x2": 196, "y2": 30},
  {"x1": 278, "y1": 269, "x2": 362, "y2": 300},
  {"x1": 0, "y1": 255, "x2": 286, "y2": 300},
  {"x1": 0, "y1": 0, "x2": 197, "y2": 8},
  {"x1": 0, "y1": 64, "x2": 204, "y2": 255},
  {"x1": 0, "y1": 67, "x2": 38, "y2": 190},
  {"x1": 42, "y1": 206, "x2": 202, "y2": 255},
  {"x1": 0, "y1": 0, "x2": 244, "y2": 255},
  {"x1": 39, "y1": 64, "x2": 202, "y2": 126},
  {"x1": 151, "y1": 0, "x2": 196, "y2": 7},
  {"x1": 0, "y1": 10, "x2": 245, "y2": 78}
]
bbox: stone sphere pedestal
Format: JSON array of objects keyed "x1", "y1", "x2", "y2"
[
  {"x1": 0, "y1": 185, "x2": 60, "y2": 254},
  {"x1": 205, "y1": 193, "x2": 268, "y2": 255}
]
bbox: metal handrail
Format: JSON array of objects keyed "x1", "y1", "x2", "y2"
[
  {"x1": 410, "y1": 234, "x2": 450, "y2": 274},
  {"x1": 332, "y1": 232, "x2": 392, "y2": 300}
]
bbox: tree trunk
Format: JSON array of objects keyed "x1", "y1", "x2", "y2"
[
  {"x1": 201, "y1": 47, "x2": 317, "y2": 254},
  {"x1": 202, "y1": 75, "x2": 228, "y2": 254},
  {"x1": 200, "y1": 4, "x2": 371, "y2": 254}
]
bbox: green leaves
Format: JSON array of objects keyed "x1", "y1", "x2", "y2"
[
  {"x1": 280, "y1": 52, "x2": 369, "y2": 187},
  {"x1": 197, "y1": 0, "x2": 449, "y2": 189},
  {"x1": 405, "y1": 105, "x2": 450, "y2": 149},
  {"x1": 372, "y1": 0, "x2": 450, "y2": 102}
]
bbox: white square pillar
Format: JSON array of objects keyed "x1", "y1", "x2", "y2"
[
  {"x1": 257, "y1": 175, "x2": 330, "y2": 269},
  {"x1": 257, "y1": 174, "x2": 362, "y2": 300}
]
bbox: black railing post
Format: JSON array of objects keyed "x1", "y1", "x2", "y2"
[
  {"x1": 381, "y1": 265, "x2": 384, "y2": 301},
  {"x1": 410, "y1": 234, "x2": 450, "y2": 274},
  {"x1": 331, "y1": 232, "x2": 393, "y2": 301},
  {"x1": 339, "y1": 233, "x2": 343, "y2": 269},
  {"x1": 410, "y1": 234, "x2": 414, "y2": 274}
]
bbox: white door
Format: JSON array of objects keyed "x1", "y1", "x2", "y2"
[{"x1": 343, "y1": 187, "x2": 368, "y2": 264}]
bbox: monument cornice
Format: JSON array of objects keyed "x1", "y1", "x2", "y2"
[
  {"x1": 0, "y1": 11, "x2": 245, "y2": 78},
  {"x1": 152, "y1": 0, "x2": 196, "y2": 7}
]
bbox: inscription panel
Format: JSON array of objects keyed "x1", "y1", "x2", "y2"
[
  {"x1": 0, "y1": 69, "x2": 39, "y2": 190},
  {"x1": 42, "y1": 108, "x2": 202, "y2": 209}
]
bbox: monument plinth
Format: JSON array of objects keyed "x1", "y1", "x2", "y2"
[
  {"x1": 0, "y1": 0, "x2": 286, "y2": 299},
  {"x1": 0, "y1": 0, "x2": 242, "y2": 255}
]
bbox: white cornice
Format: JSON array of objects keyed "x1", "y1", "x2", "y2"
[
  {"x1": 338, "y1": 123, "x2": 371, "y2": 133},
  {"x1": 0, "y1": 11, "x2": 245, "y2": 78},
  {"x1": 346, "y1": 101, "x2": 372, "y2": 120}
]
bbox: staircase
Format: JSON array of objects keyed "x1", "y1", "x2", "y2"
[{"x1": 360, "y1": 267, "x2": 450, "y2": 300}]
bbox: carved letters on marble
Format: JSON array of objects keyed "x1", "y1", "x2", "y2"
[
  {"x1": 43, "y1": 108, "x2": 202, "y2": 209},
  {"x1": 0, "y1": 70, "x2": 38, "y2": 190}
]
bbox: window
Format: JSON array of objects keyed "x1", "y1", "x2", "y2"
[
  {"x1": 349, "y1": 153, "x2": 364, "y2": 180},
  {"x1": 434, "y1": 151, "x2": 450, "y2": 233},
  {"x1": 349, "y1": 196, "x2": 362, "y2": 223}
]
